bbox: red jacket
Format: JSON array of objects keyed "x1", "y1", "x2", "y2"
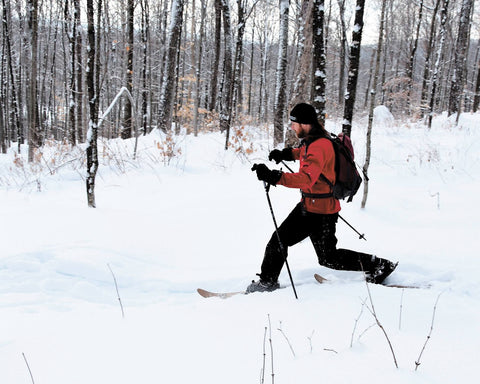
[{"x1": 278, "y1": 138, "x2": 341, "y2": 214}]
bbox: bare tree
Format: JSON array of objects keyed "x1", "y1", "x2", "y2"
[
  {"x1": 312, "y1": 0, "x2": 326, "y2": 125},
  {"x1": 121, "y1": 0, "x2": 135, "y2": 139},
  {"x1": 193, "y1": 0, "x2": 207, "y2": 135},
  {"x1": 86, "y1": 0, "x2": 100, "y2": 207},
  {"x1": 158, "y1": 0, "x2": 185, "y2": 133},
  {"x1": 273, "y1": 0, "x2": 290, "y2": 146},
  {"x1": 406, "y1": 0, "x2": 424, "y2": 114},
  {"x1": 208, "y1": 0, "x2": 222, "y2": 112},
  {"x1": 420, "y1": 0, "x2": 442, "y2": 118},
  {"x1": 474, "y1": 40, "x2": 480, "y2": 112},
  {"x1": 27, "y1": 0, "x2": 40, "y2": 162},
  {"x1": 448, "y1": 0, "x2": 474, "y2": 119},
  {"x1": 1, "y1": 0, "x2": 22, "y2": 150},
  {"x1": 342, "y1": 0, "x2": 365, "y2": 137},
  {"x1": 219, "y1": 0, "x2": 234, "y2": 148},
  {"x1": 337, "y1": 0, "x2": 348, "y2": 108},
  {"x1": 361, "y1": 0, "x2": 387, "y2": 209},
  {"x1": 428, "y1": 0, "x2": 449, "y2": 129}
]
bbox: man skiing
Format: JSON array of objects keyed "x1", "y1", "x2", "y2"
[{"x1": 247, "y1": 103, "x2": 397, "y2": 293}]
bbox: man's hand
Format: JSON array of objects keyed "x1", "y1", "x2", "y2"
[
  {"x1": 251, "y1": 164, "x2": 282, "y2": 186},
  {"x1": 268, "y1": 148, "x2": 293, "y2": 164}
]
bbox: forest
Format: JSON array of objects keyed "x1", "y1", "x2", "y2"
[{"x1": 0, "y1": 0, "x2": 477, "y2": 163}]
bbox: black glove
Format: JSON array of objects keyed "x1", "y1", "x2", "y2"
[
  {"x1": 268, "y1": 148, "x2": 293, "y2": 164},
  {"x1": 251, "y1": 164, "x2": 282, "y2": 186}
]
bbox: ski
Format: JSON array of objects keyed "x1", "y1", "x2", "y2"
[
  {"x1": 197, "y1": 288, "x2": 245, "y2": 299},
  {"x1": 314, "y1": 273, "x2": 428, "y2": 289}
]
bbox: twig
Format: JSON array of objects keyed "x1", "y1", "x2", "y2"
[
  {"x1": 268, "y1": 314, "x2": 275, "y2": 384},
  {"x1": 399, "y1": 289, "x2": 405, "y2": 331},
  {"x1": 307, "y1": 330, "x2": 315, "y2": 354},
  {"x1": 107, "y1": 263, "x2": 125, "y2": 318},
  {"x1": 261, "y1": 326, "x2": 267, "y2": 384},
  {"x1": 415, "y1": 292, "x2": 443, "y2": 371},
  {"x1": 351, "y1": 297, "x2": 367, "y2": 347},
  {"x1": 323, "y1": 348, "x2": 338, "y2": 354},
  {"x1": 277, "y1": 321, "x2": 295, "y2": 357},
  {"x1": 357, "y1": 322, "x2": 377, "y2": 341},
  {"x1": 364, "y1": 280, "x2": 399, "y2": 368},
  {"x1": 22, "y1": 352, "x2": 35, "y2": 384}
]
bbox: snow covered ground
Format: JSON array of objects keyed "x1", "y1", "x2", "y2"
[{"x1": 1, "y1": 111, "x2": 479, "y2": 384}]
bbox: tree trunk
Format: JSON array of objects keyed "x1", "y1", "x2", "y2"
[
  {"x1": 27, "y1": 0, "x2": 40, "y2": 163},
  {"x1": 291, "y1": 0, "x2": 313, "y2": 105},
  {"x1": 428, "y1": 0, "x2": 449, "y2": 129},
  {"x1": 193, "y1": 0, "x2": 206, "y2": 136},
  {"x1": 140, "y1": 0, "x2": 150, "y2": 135},
  {"x1": 406, "y1": 0, "x2": 424, "y2": 115},
  {"x1": 121, "y1": 0, "x2": 135, "y2": 139},
  {"x1": 219, "y1": 0, "x2": 234, "y2": 148},
  {"x1": 341, "y1": 0, "x2": 365, "y2": 137},
  {"x1": 232, "y1": 0, "x2": 246, "y2": 120},
  {"x1": 2, "y1": 0, "x2": 22, "y2": 148},
  {"x1": 473, "y1": 41, "x2": 480, "y2": 112},
  {"x1": 448, "y1": 0, "x2": 474, "y2": 119},
  {"x1": 337, "y1": 0, "x2": 348, "y2": 108},
  {"x1": 361, "y1": 0, "x2": 386, "y2": 209},
  {"x1": 420, "y1": 0, "x2": 441, "y2": 118},
  {"x1": 209, "y1": 0, "x2": 222, "y2": 112},
  {"x1": 273, "y1": 0, "x2": 289, "y2": 147},
  {"x1": 158, "y1": 0, "x2": 185, "y2": 133},
  {"x1": 312, "y1": 0, "x2": 325, "y2": 125},
  {"x1": 86, "y1": 0, "x2": 100, "y2": 208}
]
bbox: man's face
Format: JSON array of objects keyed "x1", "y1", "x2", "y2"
[{"x1": 291, "y1": 122, "x2": 311, "y2": 138}]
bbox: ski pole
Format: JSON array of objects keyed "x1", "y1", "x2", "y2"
[
  {"x1": 263, "y1": 181, "x2": 298, "y2": 299},
  {"x1": 281, "y1": 160, "x2": 367, "y2": 241},
  {"x1": 338, "y1": 215, "x2": 366, "y2": 241}
]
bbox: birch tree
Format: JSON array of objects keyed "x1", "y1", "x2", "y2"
[
  {"x1": 273, "y1": 0, "x2": 290, "y2": 146},
  {"x1": 361, "y1": 0, "x2": 386, "y2": 209},
  {"x1": 342, "y1": 0, "x2": 365, "y2": 137}
]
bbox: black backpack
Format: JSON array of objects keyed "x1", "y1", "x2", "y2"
[
  {"x1": 303, "y1": 133, "x2": 363, "y2": 203},
  {"x1": 321, "y1": 133, "x2": 363, "y2": 202}
]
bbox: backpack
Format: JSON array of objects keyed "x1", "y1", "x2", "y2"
[{"x1": 316, "y1": 133, "x2": 363, "y2": 202}]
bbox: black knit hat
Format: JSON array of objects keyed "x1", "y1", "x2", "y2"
[{"x1": 289, "y1": 103, "x2": 319, "y2": 125}]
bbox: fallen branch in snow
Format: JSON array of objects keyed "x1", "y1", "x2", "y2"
[
  {"x1": 22, "y1": 352, "x2": 35, "y2": 384},
  {"x1": 323, "y1": 348, "x2": 338, "y2": 354},
  {"x1": 107, "y1": 264, "x2": 125, "y2": 318},
  {"x1": 415, "y1": 292, "x2": 443, "y2": 371}
]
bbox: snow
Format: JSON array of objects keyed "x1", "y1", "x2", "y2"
[{"x1": 1, "y1": 111, "x2": 480, "y2": 383}]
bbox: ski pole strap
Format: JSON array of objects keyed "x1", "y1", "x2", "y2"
[{"x1": 301, "y1": 191, "x2": 333, "y2": 199}]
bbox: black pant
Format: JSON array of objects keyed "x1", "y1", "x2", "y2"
[{"x1": 260, "y1": 203, "x2": 381, "y2": 282}]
